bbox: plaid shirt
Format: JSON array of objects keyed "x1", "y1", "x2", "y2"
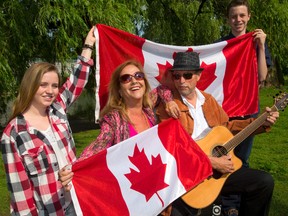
[{"x1": 1, "y1": 56, "x2": 93, "y2": 216}]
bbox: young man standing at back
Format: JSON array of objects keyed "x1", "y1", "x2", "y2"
[
  {"x1": 216, "y1": 1, "x2": 273, "y2": 215},
  {"x1": 218, "y1": 0, "x2": 272, "y2": 168}
]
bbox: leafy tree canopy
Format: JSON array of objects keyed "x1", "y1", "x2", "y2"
[{"x1": 1, "y1": 0, "x2": 287, "y2": 118}]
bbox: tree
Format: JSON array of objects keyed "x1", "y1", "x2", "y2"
[
  {"x1": 1, "y1": 0, "x2": 287, "y2": 123},
  {"x1": 248, "y1": 0, "x2": 288, "y2": 85},
  {"x1": 0, "y1": 0, "x2": 147, "y2": 122},
  {"x1": 143, "y1": 0, "x2": 222, "y2": 45}
]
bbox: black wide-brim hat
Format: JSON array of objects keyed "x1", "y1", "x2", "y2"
[{"x1": 170, "y1": 52, "x2": 204, "y2": 71}]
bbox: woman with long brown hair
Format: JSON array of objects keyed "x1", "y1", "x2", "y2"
[{"x1": 1, "y1": 27, "x2": 95, "y2": 215}]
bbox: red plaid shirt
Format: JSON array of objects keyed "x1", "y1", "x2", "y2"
[{"x1": 1, "y1": 56, "x2": 93, "y2": 215}]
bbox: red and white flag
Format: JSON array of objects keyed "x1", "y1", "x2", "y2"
[
  {"x1": 70, "y1": 119, "x2": 212, "y2": 216},
  {"x1": 94, "y1": 24, "x2": 258, "y2": 119}
]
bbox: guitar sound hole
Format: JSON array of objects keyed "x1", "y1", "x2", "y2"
[
  {"x1": 212, "y1": 145, "x2": 228, "y2": 179},
  {"x1": 212, "y1": 145, "x2": 228, "y2": 157}
]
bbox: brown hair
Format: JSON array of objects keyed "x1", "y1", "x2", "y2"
[
  {"x1": 227, "y1": 0, "x2": 251, "y2": 17},
  {"x1": 9, "y1": 62, "x2": 60, "y2": 122},
  {"x1": 100, "y1": 60, "x2": 152, "y2": 121}
]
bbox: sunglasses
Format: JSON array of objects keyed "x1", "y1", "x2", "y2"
[
  {"x1": 119, "y1": 72, "x2": 145, "y2": 84},
  {"x1": 172, "y1": 72, "x2": 195, "y2": 80}
]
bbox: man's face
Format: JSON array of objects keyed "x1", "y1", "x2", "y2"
[
  {"x1": 172, "y1": 71, "x2": 201, "y2": 99},
  {"x1": 228, "y1": 5, "x2": 251, "y2": 36}
]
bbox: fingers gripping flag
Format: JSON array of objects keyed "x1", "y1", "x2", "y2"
[
  {"x1": 93, "y1": 24, "x2": 258, "y2": 120},
  {"x1": 70, "y1": 119, "x2": 212, "y2": 216}
]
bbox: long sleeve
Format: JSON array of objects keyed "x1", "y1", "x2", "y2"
[
  {"x1": 79, "y1": 110, "x2": 130, "y2": 160},
  {"x1": 79, "y1": 118, "x2": 116, "y2": 159},
  {"x1": 150, "y1": 85, "x2": 173, "y2": 107},
  {"x1": 58, "y1": 56, "x2": 94, "y2": 111},
  {"x1": 1, "y1": 124, "x2": 38, "y2": 216}
]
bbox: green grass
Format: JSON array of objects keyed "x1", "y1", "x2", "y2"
[
  {"x1": 250, "y1": 87, "x2": 288, "y2": 216},
  {"x1": 0, "y1": 86, "x2": 287, "y2": 216}
]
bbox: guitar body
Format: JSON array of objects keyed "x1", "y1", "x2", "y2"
[
  {"x1": 181, "y1": 126, "x2": 242, "y2": 209},
  {"x1": 181, "y1": 92, "x2": 288, "y2": 209}
]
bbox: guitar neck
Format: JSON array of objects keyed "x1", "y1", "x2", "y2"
[{"x1": 224, "y1": 105, "x2": 277, "y2": 152}]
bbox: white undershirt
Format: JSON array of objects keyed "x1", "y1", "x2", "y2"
[
  {"x1": 42, "y1": 126, "x2": 68, "y2": 169},
  {"x1": 181, "y1": 88, "x2": 211, "y2": 140},
  {"x1": 41, "y1": 126, "x2": 71, "y2": 209}
]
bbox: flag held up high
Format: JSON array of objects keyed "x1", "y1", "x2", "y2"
[{"x1": 94, "y1": 24, "x2": 258, "y2": 120}]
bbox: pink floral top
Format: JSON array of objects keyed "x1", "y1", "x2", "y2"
[
  {"x1": 79, "y1": 85, "x2": 173, "y2": 160},
  {"x1": 79, "y1": 108, "x2": 156, "y2": 159}
]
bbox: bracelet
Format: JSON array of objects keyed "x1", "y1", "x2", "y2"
[{"x1": 82, "y1": 44, "x2": 94, "y2": 50}]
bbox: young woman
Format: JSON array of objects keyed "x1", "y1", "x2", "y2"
[{"x1": 1, "y1": 27, "x2": 95, "y2": 215}]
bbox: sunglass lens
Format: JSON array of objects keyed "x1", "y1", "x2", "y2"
[
  {"x1": 120, "y1": 74, "x2": 131, "y2": 83},
  {"x1": 183, "y1": 73, "x2": 193, "y2": 80},
  {"x1": 173, "y1": 73, "x2": 193, "y2": 80},
  {"x1": 173, "y1": 74, "x2": 181, "y2": 80},
  {"x1": 134, "y1": 72, "x2": 145, "y2": 80}
]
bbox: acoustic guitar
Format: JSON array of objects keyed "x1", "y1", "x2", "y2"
[{"x1": 181, "y1": 92, "x2": 288, "y2": 209}]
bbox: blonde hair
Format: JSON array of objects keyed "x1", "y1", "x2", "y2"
[
  {"x1": 9, "y1": 62, "x2": 60, "y2": 122},
  {"x1": 100, "y1": 60, "x2": 152, "y2": 121}
]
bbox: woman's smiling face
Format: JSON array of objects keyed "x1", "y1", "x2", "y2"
[{"x1": 119, "y1": 64, "x2": 146, "y2": 104}]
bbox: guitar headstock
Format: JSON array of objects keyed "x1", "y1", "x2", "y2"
[{"x1": 274, "y1": 92, "x2": 288, "y2": 111}]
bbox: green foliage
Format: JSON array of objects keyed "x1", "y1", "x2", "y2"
[
  {"x1": 143, "y1": 0, "x2": 222, "y2": 45},
  {"x1": 250, "y1": 86, "x2": 288, "y2": 216},
  {"x1": 248, "y1": 0, "x2": 288, "y2": 77},
  {"x1": 0, "y1": 0, "x2": 145, "y2": 116},
  {"x1": 0, "y1": 58, "x2": 16, "y2": 115},
  {"x1": 1, "y1": 0, "x2": 288, "y2": 115}
]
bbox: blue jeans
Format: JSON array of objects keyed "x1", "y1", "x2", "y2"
[
  {"x1": 222, "y1": 112, "x2": 259, "y2": 213},
  {"x1": 234, "y1": 132, "x2": 254, "y2": 168},
  {"x1": 65, "y1": 202, "x2": 77, "y2": 216}
]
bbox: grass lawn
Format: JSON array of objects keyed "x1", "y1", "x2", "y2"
[
  {"x1": 249, "y1": 87, "x2": 288, "y2": 216},
  {"x1": 0, "y1": 86, "x2": 287, "y2": 215}
]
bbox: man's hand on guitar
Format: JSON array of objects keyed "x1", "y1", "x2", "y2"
[
  {"x1": 263, "y1": 107, "x2": 279, "y2": 127},
  {"x1": 209, "y1": 155, "x2": 235, "y2": 174}
]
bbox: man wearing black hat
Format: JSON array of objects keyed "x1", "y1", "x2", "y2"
[{"x1": 156, "y1": 51, "x2": 278, "y2": 216}]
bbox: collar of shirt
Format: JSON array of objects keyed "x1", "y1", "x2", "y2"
[
  {"x1": 181, "y1": 88, "x2": 205, "y2": 109},
  {"x1": 181, "y1": 88, "x2": 210, "y2": 140}
]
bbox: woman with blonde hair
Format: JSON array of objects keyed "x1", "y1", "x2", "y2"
[
  {"x1": 60, "y1": 59, "x2": 176, "y2": 216},
  {"x1": 1, "y1": 27, "x2": 95, "y2": 215},
  {"x1": 79, "y1": 59, "x2": 176, "y2": 157}
]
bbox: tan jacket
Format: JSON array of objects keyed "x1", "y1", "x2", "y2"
[{"x1": 156, "y1": 90, "x2": 268, "y2": 137}]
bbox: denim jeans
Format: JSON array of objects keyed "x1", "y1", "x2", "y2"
[{"x1": 65, "y1": 202, "x2": 77, "y2": 216}]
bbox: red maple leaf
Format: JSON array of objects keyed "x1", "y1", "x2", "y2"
[
  {"x1": 196, "y1": 61, "x2": 217, "y2": 90},
  {"x1": 155, "y1": 61, "x2": 173, "y2": 83},
  {"x1": 125, "y1": 145, "x2": 169, "y2": 206}
]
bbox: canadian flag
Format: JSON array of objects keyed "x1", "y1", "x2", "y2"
[
  {"x1": 94, "y1": 24, "x2": 258, "y2": 120},
  {"x1": 70, "y1": 119, "x2": 212, "y2": 216}
]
